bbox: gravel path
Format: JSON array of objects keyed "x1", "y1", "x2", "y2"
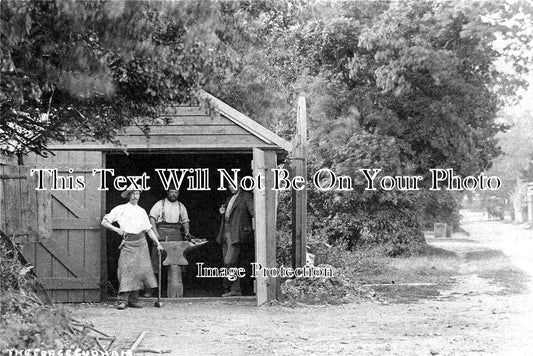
[{"x1": 69, "y1": 212, "x2": 533, "y2": 355}]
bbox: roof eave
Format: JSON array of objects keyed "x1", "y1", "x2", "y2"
[{"x1": 197, "y1": 90, "x2": 293, "y2": 153}]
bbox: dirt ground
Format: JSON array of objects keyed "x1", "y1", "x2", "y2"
[{"x1": 68, "y1": 211, "x2": 533, "y2": 355}]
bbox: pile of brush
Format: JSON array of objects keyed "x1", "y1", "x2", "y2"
[
  {"x1": 279, "y1": 264, "x2": 377, "y2": 305},
  {"x1": 0, "y1": 236, "x2": 111, "y2": 352}
]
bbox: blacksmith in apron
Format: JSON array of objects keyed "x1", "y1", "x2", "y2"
[
  {"x1": 101, "y1": 186, "x2": 164, "y2": 310},
  {"x1": 148, "y1": 189, "x2": 191, "y2": 288}
]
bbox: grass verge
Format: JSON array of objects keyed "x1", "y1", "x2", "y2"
[
  {"x1": 350, "y1": 243, "x2": 529, "y2": 303},
  {"x1": 478, "y1": 267, "x2": 529, "y2": 295}
]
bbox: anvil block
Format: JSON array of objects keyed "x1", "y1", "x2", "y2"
[{"x1": 160, "y1": 241, "x2": 190, "y2": 266}]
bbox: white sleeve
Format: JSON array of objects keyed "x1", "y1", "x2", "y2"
[
  {"x1": 180, "y1": 203, "x2": 190, "y2": 224},
  {"x1": 141, "y1": 209, "x2": 152, "y2": 232},
  {"x1": 103, "y1": 205, "x2": 121, "y2": 223},
  {"x1": 149, "y1": 200, "x2": 162, "y2": 220}
]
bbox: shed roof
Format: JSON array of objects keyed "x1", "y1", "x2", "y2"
[{"x1": 48, "y1": 91, "x2": 291, "y2": 153}]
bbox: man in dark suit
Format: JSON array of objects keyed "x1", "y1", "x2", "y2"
[{"x1": 216, "y1": 184, "x2": 255, "y2": 297}]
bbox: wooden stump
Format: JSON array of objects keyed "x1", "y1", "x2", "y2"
[{"x1": 167, "y1": 265, "x2": 183, "y2": 298}]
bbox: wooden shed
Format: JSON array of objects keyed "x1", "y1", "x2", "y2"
[{"x1": 1, "y1": 91, "x2": 291, "y2": 305}]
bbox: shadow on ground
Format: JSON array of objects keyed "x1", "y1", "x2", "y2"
[
  {"x1": 464, "y1": 249, "x2": 506, "y2": 260},
  {"x1": 479, "y1": 267, "x2": 530, "y2": 295}
]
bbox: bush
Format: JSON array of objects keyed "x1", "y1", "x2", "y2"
[
  {"x1": 420, "y1": 190, "x2": 461, "y2": 232},
  {"x1": 303, "y1": 128, "x2": 431, "y2": 255},
  {"x1": 307, "y1": 190, "x2": 427, "y2": 256},
  {"x1": 322, "y1": 244, "x2": 385, "y2": 274},
  {"x1": 276, "y1": 230, "x2": 293, "y2": 268},
  {"x1": 0, "y1": 239, "x2": 98, "y2": 351},
  {"x1": 1, "y1": 239, "x2": 36, "y2": 295},
  {"x1": 1, "y1": 296, "x2": 96, "y2": 351}
]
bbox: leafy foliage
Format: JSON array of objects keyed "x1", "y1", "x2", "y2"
[
  {"x1": 481, "y1": 93, "x2": 533, "y2": 212},
  {"x1": 420, "y1": 190, "x2": 462, "y2": 231},
  {"x1": 249, "y1": 0, "x2": 530, "y2": 252},
  {"x1": 2, "y1": 0, "x2": 531, "y2": 253},
  {"x1": 1, "y1": 0, "x2": 231, "y2": 154},
  {"x1": 0, "y1": 240, "x2": 97, "y2": 351},
  {"x1": 522, "y1": 152, "x2": 533, "y2": 182}
]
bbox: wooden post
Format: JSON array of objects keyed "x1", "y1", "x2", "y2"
[
  {"x1": 292, "y1": 96, "x2": 307, "y2": 268},
  {"x1": 253, "y1": 148, "x2": 277, "y2": 305},
  {"x1": 100, "y1": 152, "x2": 108, "y2": 302}
]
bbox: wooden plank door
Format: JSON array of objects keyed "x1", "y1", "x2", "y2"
[
  {"x1": 22, "y1": 151, "x2": 103, "y2": 302},
  {"x1": 0, "y1": 164, "x2": 50, "y2": 251},
  {"x1": 252, "y1": 148, "x2": 277, "y2": 305}
]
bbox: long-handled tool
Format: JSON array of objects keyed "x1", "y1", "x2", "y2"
[{"x1": 154, "y1": 250, "x2": 163, "y2": 308}]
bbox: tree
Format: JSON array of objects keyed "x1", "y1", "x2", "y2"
[
  {"x1": 2, "y1": 0, "x2": 530, "y2": 253},
  {"x1": 1, "y1": 0, "x2": 231, "y2": 155},
  {"x1": 485, "y1": 104, "x2": 533, "y2": 201},
  {"x1": 522, "y1": 153, "x2": 533, "y2": 181},
  {"x1": 207, "y1": 0, "x2": 531, "y2": 252}
]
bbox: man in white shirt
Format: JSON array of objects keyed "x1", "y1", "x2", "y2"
[{"x1": 101, "y1": 187, "x2": 163, "y2": 309}]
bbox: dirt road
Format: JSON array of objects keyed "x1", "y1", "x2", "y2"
[{"x1": 69, "y1": 211, "x2": 533, "y2": 355}]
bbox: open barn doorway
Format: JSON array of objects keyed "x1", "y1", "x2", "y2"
[{"x1": 104, "y1": 152, "x2": 253, "y2": 298}]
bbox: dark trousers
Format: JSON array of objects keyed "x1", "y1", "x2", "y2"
[
  {"x1": 118, "y1": 290, "x2": 139, "y2": 303},
  {"x1": 222, "y1": 231, "x2": 255, "y2": 294},
  {"x1": 222, "y1": 239, "x2": 241, "y2": 292}
]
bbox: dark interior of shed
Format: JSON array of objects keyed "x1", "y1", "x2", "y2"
[{"x1": 105, "y1": 152, "x2": 253, "y2": 298}]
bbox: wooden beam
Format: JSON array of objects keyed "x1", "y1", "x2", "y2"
[
  {"x1": 52, "y1": 218, "x2": 101, "y2": 230},
  {"x1": 46, "y1": 143, "x2": 284, "y2": 151},
  {"x1": 158, "y1": 106, "x2": 207, "y2": 116},
  {"x1": 99, "y1": 134, "x2": 265, "y2": 146},
  {"x1": 152, "y1": 119, "x2": 230, "y2": 126},
  {"x1": 253, "y1": 148, "x2": 267, "y2": 305},
  {"x1": 0, "y1": 169, "x2": 4, "y2": 232},
  {"x1": 136, "y1": 115, "x2": 233, "y2": 126},
  {"x1": 22, "y1": 166, "x2": 39, "y2": 273},
  {"x1": 31, "y1": 164, "x2": 100, "y2": 173},
  {"x1": 41, "y1": 277, "x2": 100, "y2": 289},
  {"x1": 3, "y1": 167, "x2": 22, "y2": 235},
  {"x1": 100, "y1": 152, "x2": 108, "y2": 302},
  {"x1": 253, "y1": 148, "x2": 278, "y2": 305},
  {"x1": 128, "y1": 331, "x2": 147, "y2": 353},
  {"x1": 264, "y1": 150, "x2": 278, "y2": 302},
  {"x1": 52, "y1": 191, "x2": 88, "y2": 218},
  {"x1": 0, "y1": 154, "x2": 17, "y2": 165},
  {"x1": 39, "y1": 239, "x2": 90, "y2": 278},
  {"x1": 292, "y1": 96, "x2": 307, "y2": 268},
  {"x1": 36, "y1": 174, "x2": 52, "y2": 241},
  {"x1": 198, "y1": 90, "x2": 293, "y2": 152},
  {"x1": 122, "y1": 125, "x2": 249, "y2": 136},
  {"x1": 7, "y1": 231, "x2": 38, "y2": 244},
  {"x1": 0, "y1": 165, "x2": 28, "y2": 178}
]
